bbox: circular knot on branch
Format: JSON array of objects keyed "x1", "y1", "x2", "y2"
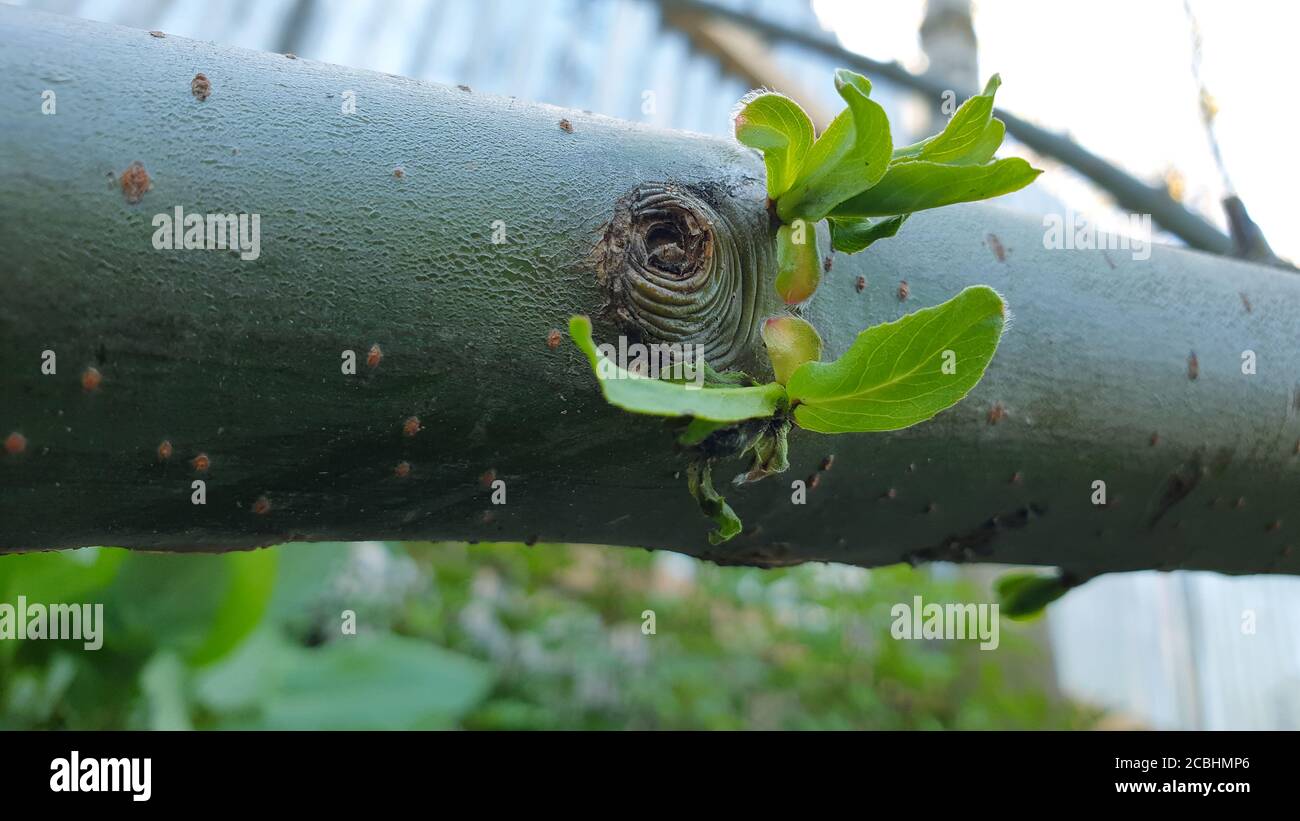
[{"x1": 593, "y1": 183, "x2": 762, "y2": 371}]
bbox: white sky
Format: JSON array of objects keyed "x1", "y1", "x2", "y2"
[{"x1": 813, "y1": 0, "x2": 1298, "y2": 262}]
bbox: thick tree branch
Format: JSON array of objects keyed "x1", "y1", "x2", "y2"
[{"x1": 1, "y1": 8, "x2": 1297, "y2": 581}]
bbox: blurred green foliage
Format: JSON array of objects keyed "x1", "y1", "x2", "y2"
[{"x1": 0, "y1": 542, "x2": 1099, "y2": 729}]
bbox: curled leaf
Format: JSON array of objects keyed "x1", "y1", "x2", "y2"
[
  {"x1": 733, "y1": 90, "x2": 815, "y2": 200},
  {"x1": 687, "y1": 461, "x2": 743, "y2": 545},
  {"x1": 734, "y1": 419, "x2": 791, "y2": 485},
  {"x1": 828, "y1": 214, "x2": 908, "y2": 254}
]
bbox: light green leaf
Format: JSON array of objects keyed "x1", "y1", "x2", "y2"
[
  {"x1": 196, "y1": 630, "x2": 493, "y2": 729},
  {"x1": 777, "y1": 69, "x2": 893, "y2": 223},
  {"x1": 787, "y1": 285, "x2": 1006, "y2": 433},
  {"x1": 188, "y1": 548, "x2": 278, "y2": 667},
  {"x1": 687, "y1": 461, "x2": 742, "y2": 545},
  {"x1": 828, "y1": 214, "x2": 909, "y2": 253},
  {"x1": 829, "y1": 157, "x2": 1041, "y2": 218},
  {"x1": 995, "y1": 571, "x2": 1069, "y2": 620},
  {"x1": 733, "y1": 91, "x2": 815, "y2": 200},
  {"x1": 893, "y1": 75, "x2": 1006, "y2": 166},
  {"x1": 569, "y1": 315, "x2": 786, "y2": 423}
]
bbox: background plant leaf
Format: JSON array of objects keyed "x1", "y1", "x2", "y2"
[
  {"x1": 787, "y1": 285, "x2": 1005, "y2": 433},
  {"x1": 733, "y1": 91, "x2": 815, "y2": 200},
  {"x1": 995, "y1": 572, "x2": 1070, "y2": 620},
  {"x1": 570, "y1": 315, "x2": 786, "y2": 423}
]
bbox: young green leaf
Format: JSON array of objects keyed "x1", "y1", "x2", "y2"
[
  {"x1": 733, "y1": 91, "x2": 815, "y2": 200},
  {"x1": 734, "y1": 419, "x2": 791, "y2": 485},
  {"x1": 893, "y1": 75, "x2": 1006, "y2": 166},
  {"x1": 995, "y1": 571, "x2": 1070, "y2": 620},
  {"x1": 569, "y1": 316, "x2": 787, "y2": 423},
  {"x1": 761, "y1": 315, "x2": 823, "y2": 385},
  {"x1": 829, "y1": 157, "x2": 1042, "y2": 218},
  {"x1": 776, "y1": 69, "x2": 893, "y2": 223},
  {"x1": 687, "y1": 461, "x2": 743, "y2": 544},
  {"x1": 828, "y1": 214, "x2": 908, "y2": 254},
  {"x1": 786, "y1": 285, "x2": 1005, "y2": 433},
  {"x1": 774, "y1": 222, "x2": 822, "y2": 304}
]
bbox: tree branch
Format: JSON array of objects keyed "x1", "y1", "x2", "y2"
[{"x1": 1, "y1": 8, "x2": 1297, "y2": 581}]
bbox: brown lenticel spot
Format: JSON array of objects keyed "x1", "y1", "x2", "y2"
[
  {"x1": 897, "y1": 280, "x2": 909, "y2": 301},
  {"x1": 480, "y1": 468, "x2": 497, "y2": 488},
  {"x1": 119, "y1": 161, "x2": 151, "y2": 204},
  {"x1": 546, "y1": 329, "x2": 562, "y2": 349},
  {"x1": 823, "y1": 256, "x2": 833, "y2": 272},
  {"x1": 987, "y1": 401, "x2": 1007, "y2": 425},
  {"x1": 367, "y1": 343, "x2": 383, "y2": 368},
  {"x1": 4, "y1": 432, "x2": 26, "y2": 455},
  {"x1": 149, "y1": 30, "x2": 165, "y2": 38},
  {"x1": 558, "y1": 118, "x2": 573, "y2": 133},
  {"x1": 157, "y1": 440, "x2": 173, "y2": 461},
  {"x1": 191, "y1": 73, "x2": 211, "y2": 101},
  {"x1": 987, "y1": 233, "x2": 1007, "y2": 262},
  {"x1": 402, "y1": 416, "x2": 421, "y2": 437},
  {"x1": 855, "y1": 275, "x2": 866, "y2": 293},
  {"x1": 252, "y1": 496, "x2": 271, "y2": 515},
  {"x1": 192, "y1": 452, "x2": 210, "y2": 472},
  {"x1": 81, "y1": 366, "x2": 102, "y2": 392},
  {"x1": 1187, "y1": 351, "x2": 1199, "y2": 380},
  {"x1": 394, "y1": 461, "x2": 411, "y2": 478}
]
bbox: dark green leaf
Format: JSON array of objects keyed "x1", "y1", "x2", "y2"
[
  {"x1": 995, "y1": 572, "x2": 1070, "y2": 620},
  {"x1": 687, "y1": 461, "x2": 742, "y2": 544},
  {"x1": 828, "y1": 214, "x2": 909, "y2": 253}
]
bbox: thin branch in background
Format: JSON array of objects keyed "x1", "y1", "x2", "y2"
[
  {"x1": 1183, "y1": 0, "x2": 1289, "y2": 268},
  {"x1": 658, "y1": 0, "x2": 1235, "y2": 257}
]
